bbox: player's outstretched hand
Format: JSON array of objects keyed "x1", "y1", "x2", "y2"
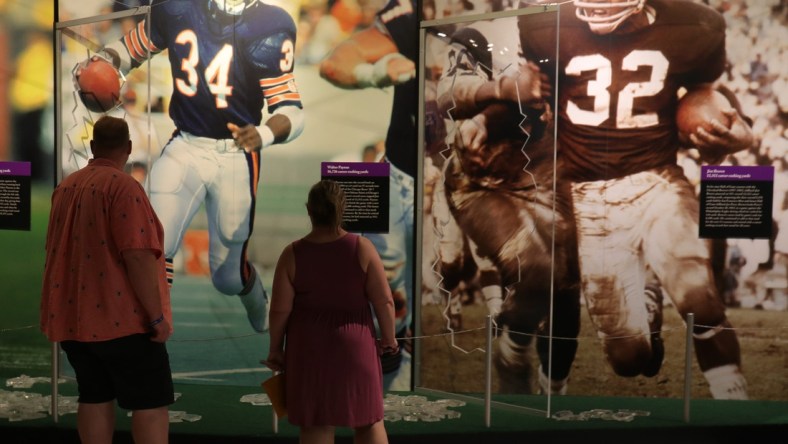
[
  {"x1": 228, "y1": 122, "x2": 263, "y2": 152},
  {"x1": 690, "y1": 108, "x2": 754, "y2": 164}
]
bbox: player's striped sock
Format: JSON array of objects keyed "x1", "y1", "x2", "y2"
[{"x1": 165, "y1": 257, "x2": 174, "y2": 288}]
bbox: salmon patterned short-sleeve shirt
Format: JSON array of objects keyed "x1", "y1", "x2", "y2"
[{"x1": 40, "y1": 158, "x2": 171, "y2": 342}]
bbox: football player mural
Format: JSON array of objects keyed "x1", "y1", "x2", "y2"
[
  {"x1": 431, "y1": 19, "x2": 582, "y2": 395},
  {"x1": 62, "y1": 0, "x2": 413, "y2": 390},
  {"x1": 421, "y1": 0, "x2": 786, "y2": 400},
  {"x1": 518, "y1": 0, "x2": 753, "y2": 399},
  {"x1": 73, "y1": 0, "x2": 305, "y2": 334},
  {"x1": 51, "y1": 0, "x2": 786, "y2": 399}
]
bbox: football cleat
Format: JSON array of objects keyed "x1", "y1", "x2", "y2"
[
  {"x1": 642, "y1": 284, "x2": 664, "y2": 377},
  {"x1": 239, "y1": 276, "x2": 268, "y2": 333}
]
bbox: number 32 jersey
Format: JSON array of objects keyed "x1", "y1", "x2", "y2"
[
  {"x1": 120, "y1": 0, "x2": 301, "y2": 139},
  {"x1": 519, "y1": 0, "x2": 725, "y2": 182}
]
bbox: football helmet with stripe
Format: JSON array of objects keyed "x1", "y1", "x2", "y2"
[{"x1": 574, "y1": 0, "x2": 646, "y2": 34}]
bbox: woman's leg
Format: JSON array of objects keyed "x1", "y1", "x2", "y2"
[
  {"x1": 353, "y1": 420, "x2": 389, "y2": 444},
  {"x1": 300, "y1": 425, "x2": 335, "y2": 444}
]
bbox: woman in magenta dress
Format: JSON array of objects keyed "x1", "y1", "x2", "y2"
[{"x1": 265, "y1": 179, "x2": 398, "y2": 444}]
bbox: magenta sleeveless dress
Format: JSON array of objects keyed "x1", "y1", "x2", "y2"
[{"x1": 284, "y1": 233, "x2": 384, "y2": 427}]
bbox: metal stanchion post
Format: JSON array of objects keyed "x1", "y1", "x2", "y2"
[
  {"x1": 273, "y1": 410, "x2": 278, "y2": 434},
  {"x1": 484, "y1": 315, "x2": 492, "y2": 428},
  {"x1": 683, "y1": 312, "x2": 694, "y2": 423},
  {"x1": 51, "y1": 342, "x2": 59, "y2": 422}
]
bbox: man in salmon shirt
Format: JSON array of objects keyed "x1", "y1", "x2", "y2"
[{"x1": 40, "y1": 115, "x2": 174, "y2": 443}]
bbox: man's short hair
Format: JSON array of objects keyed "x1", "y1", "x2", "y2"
[{"x1": 92, "y1": 116, "x2": 130, "y2": 150}]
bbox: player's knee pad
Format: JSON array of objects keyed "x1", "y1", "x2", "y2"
[
  {"x1": 210, "y1": 267, "x2": 244, "y2": 295},
  {"x1": 216, "y1": 214, "x2": 252, "y2": 244}
]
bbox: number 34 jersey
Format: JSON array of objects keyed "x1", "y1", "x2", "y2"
[
  {"x1": 519, "y1": 0, "x2": 725, "y2": 182},
  {"x1": 121, "y1": 0, "x2": 301, "y2": 139}
]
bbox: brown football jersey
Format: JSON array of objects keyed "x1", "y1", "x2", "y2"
[{"x1": 519, "y1": 0, "x2": 726, "y2": 181}]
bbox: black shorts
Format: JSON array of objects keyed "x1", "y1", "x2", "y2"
[{"x1": 61, "y1": 334, "x2": 175, "y2": 410}]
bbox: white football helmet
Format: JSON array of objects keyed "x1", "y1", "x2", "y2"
[
  {"x1": 574, "y1": 0, "x2": 646, "y2": 34},
  {"x1": 211, "y1": 0, "x2": 257, "y2": 15}
]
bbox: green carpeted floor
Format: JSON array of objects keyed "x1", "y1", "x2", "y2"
[{"x1": 2, "y1": 379, "x2": 788, "y2": 444}]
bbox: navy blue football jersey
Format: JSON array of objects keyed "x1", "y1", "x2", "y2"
[
  {"x1": 519, "y1": 0, "x2": 726, "y2": 181},
  {"x1": 376, "y1": 0, "x2": 418, "y2": 177},
  {"x1": 121, "y1": 0, "x2": 301, "y2": 139}
]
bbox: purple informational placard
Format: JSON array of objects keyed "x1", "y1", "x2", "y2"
[
  {"x1": 0, "y1": 161, "x2": 32, "y2": 231},
  {"x1": 321, "y1": 162, "x2": 391, "y2": 178},
  {"x1": 699, "y1": 165, "x2": 774, "y2": 239},
  {"x1": 0, "y1": 161, "x2": 32, "y2": 177},
  {"x1": 701, "y1": 165, "x2": 775, "y2": 182},
  {"x1": 321, "y1": 162, "x2": 390, "y2": 233}
]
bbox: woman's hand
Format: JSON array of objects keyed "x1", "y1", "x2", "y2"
[
  {"x1": 262, "y1": 350, "x2": 285, "y2": 372},
  {"x1": 377, "y1": 338, "x2": 399, "y2": 356}
]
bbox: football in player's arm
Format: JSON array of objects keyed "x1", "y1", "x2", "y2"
[{"x1": 677, "y1": 83, "x2": 754, "y2": 164}]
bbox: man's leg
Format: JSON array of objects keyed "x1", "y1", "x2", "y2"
[
  {"x1": 61, "y1": 341, "x2": 118, "y2": 444},
  {"x1": 131, "y1": 406, "x2": 169, "y2": 444},
  {"x1": 645, "y1": 169, "x2": 747, "y2": 399},
  {"x1": 572, "y1": 179, "x2": 653, "y2": 377},
  {"x1": 206, "y1": 219, "x2": 269, "y2": 333},
  {"x1": 77, "y1": 401, "x2": 115, "y2": 444},
  {"x1": 149, "y1": 137, "x2": 210, "y2": 287},
  {"x1": 206, "y1": 150, "x2": 268, "y2": 332}
]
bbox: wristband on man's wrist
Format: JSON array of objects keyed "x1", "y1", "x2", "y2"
[
  {"x1": 259, "y1": 125, "x2": 275, "y2": 150},
  {"x1": 353, "y1": 62, "x2": 377, "y2": 88},
  {"x1": 149, "y1": 314, "x2": 165, "y2": 328}
]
